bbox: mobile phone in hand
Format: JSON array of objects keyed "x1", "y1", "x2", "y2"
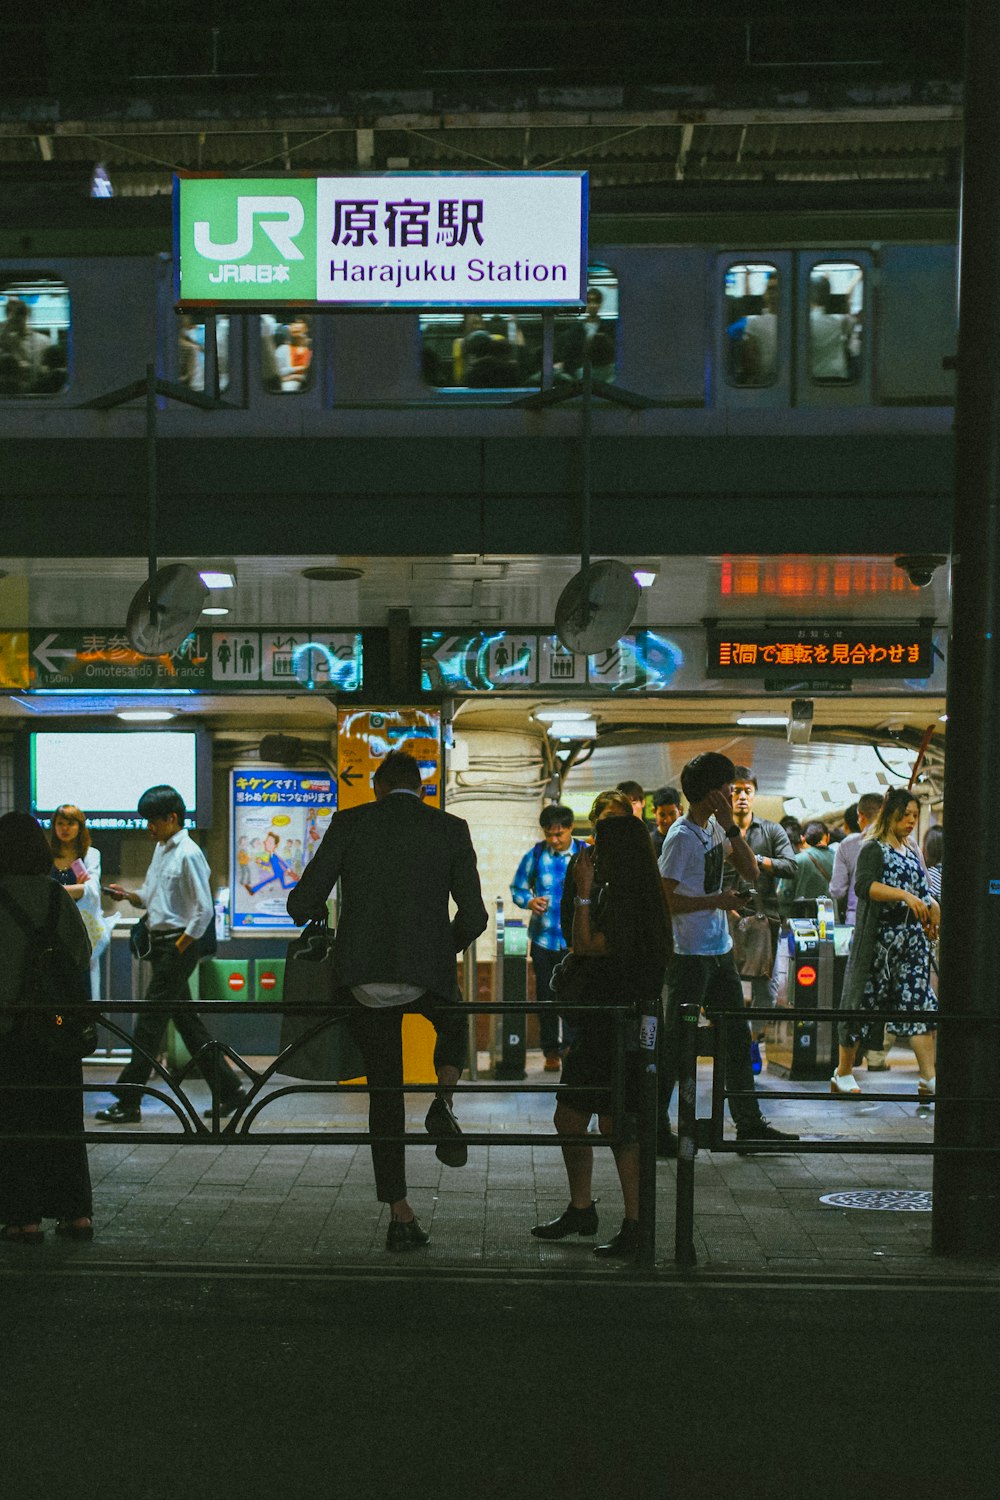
[{"x1": 70, "y1": 858, "x2": 88, "y2": 880}]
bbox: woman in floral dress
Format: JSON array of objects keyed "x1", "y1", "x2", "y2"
[{"x1": 832, "y1": 789, "x2": 940, "y2": 1098}]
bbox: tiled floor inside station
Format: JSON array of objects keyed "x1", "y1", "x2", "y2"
[{"x1": 37, "y1": 1046, "x2": 995, "y2": 1278}]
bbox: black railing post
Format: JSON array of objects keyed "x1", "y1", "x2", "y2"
[
  {"x1": 934, "y1": 0, "x2": 1000, "y2": 1256},
  {"x1": 674, "y1": 1002, "x2": 700, "y2": 1267},
  {"x1": 636, "y1": 1004, "x2": 659, "y2": 1271}
]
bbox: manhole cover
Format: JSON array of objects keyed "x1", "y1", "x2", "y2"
[{"x1": 819, "y1": 1189, "x2": 932, "y2": 1212}]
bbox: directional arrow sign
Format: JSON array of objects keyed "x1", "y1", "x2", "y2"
[
  {"x1": 32, "y1": 633, "x2": 81, "y2": 676},
  {"x1": 339, "y1": 766, "x2": 363, "y2": 786}
]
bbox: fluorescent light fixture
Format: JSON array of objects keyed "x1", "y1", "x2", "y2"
[
  {"x1": 939, "y1": 713, "x2": 948, "y2": 722},
  {"x1": 535, "y1": 709, "x2": 594, "y2": 723},
  {"x1": 549, "y1": 717, "x2": 598, "y2": 739},
  {"x1": 633, "y1": 569, "x2": 657, "y2": 589},
  {"x1": 201, "y1": 605, "x2": 230, "y2": 616},
  {"x1": 199, "y1": 570, "x2": 236, "y2": 590},
  {"x1": 735, "y1": 714, "x2": 789, "y2": 728},
  {"x1": 117, "y1": 709, "x2": 176, "y2": 722}
]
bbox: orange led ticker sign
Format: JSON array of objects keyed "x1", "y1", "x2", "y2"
[{"x1": 708, "y1": 626, "x2": 933, "y2": 679}]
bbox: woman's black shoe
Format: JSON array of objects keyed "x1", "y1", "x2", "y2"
[
  {"x1": 594, "y1": 1218, "x2": 640, "y2": 1259},
  {"x1": 531, "y1": 1202, "x2": 598, "y2": 1240}
]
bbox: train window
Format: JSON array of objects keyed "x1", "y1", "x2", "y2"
[
  {"x1": 260, "y1": 311, "x2": 314, "y2": 394},
  {"x1": 0, "y1": 276, "x2": 70, "y2": 396},
  {"x1": 809, "y1": 261, "x2": 863, "y2": 383},
  {"x1": 177, "y1": 313, "x2": 230, "y2": 394},
  {"x1": 724, "y1": 263, "x2": 779, "y2": 386},
  {"x1": 418, "y1": 265, "x2": 618, "y2": 389}
]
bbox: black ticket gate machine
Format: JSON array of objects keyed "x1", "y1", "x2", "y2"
[
  {"x1": 493, "y1": 900, "x2": 528, "y2": 1081},
  {"x1": 765, "y1": 899, "x2": 843, "y2": 1080}
]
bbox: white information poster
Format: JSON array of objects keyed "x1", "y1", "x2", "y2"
[{"x1": 230, "y1": 768, "x2": 335, "y2": 931}]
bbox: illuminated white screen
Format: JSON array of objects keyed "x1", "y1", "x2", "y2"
[{"x1": 33, "y1": 732, "x2": 198, "y2": 819}]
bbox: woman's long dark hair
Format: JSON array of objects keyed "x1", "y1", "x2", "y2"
[
  {"x1": 593, "y1": 814, "x2": 670, "y2": 971},
  {"x1": 867, "y1": 787, "x2": 921, "y2": 844}
]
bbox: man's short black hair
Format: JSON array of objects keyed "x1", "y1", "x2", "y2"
[
  {"x1": 372, "y1": 750, "x2": 422, "y2": 793},
  {"x1": 652, "y1": 785, "x2": 682, "y2": 809},
  {"x1": 680, "y1": 753, "x2": 736, "y2": 806},
  {"x1": 731, "y1": 765, "x2": 758, "y2": 790},
  {"x1": 804, "y1": 820, "x2": 828, "y2": 847},
  {"x1": 843, "y1": 801, "x2": 860, "y2": 833},
  {"x1": 857, "y1": 792, "x2": 884, "y2": 821},
  {"x1": 137, "y1": 784, "x2": 186, "y2": 822},
  {"x1": 540, "y1": 804, "x2": 574, "y2": 831},
  {"x1": 616, "y1": 780, "x2": 645, "y2": 803}
]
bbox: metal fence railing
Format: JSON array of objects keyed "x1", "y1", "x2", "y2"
[
  {"x1": 0, "y1": 995, "x2": 662, "y2": 1269},
  {"x1": 674, "y1": 1003, "x2": 1000, "y2": 1267}
]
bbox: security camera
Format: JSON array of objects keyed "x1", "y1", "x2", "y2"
[{"x1": 895, "y1": 554, "x2": 947, "y2": 589}]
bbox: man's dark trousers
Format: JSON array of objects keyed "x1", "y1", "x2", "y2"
[
  {"x1": 345, "y1": 987, "x2": 468, "y2": 1203},
  {"x1": 113, "y1": 933, "x2": 244, "y2": 1107},
  {"x1": 659, "y1": 952, "x2": 763, "y2": 1133}
]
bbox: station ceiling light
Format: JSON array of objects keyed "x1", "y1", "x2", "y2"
[
  {"x1": 735, "y1": 714, "x2": 789, "y2": 728},
  {"x1": 535, "y1": 708, "x2": 593, "y2": 723},
  {"x1": 632, "y1": 569, "x2": 657, "y2": 589},
  {"x1": 199, "y1": 569, "x2": 237, "y2": 590},
  {"x1": 117, "y1": 709, "x2": 176, "y2": 722},
  {"x1": 201, "y1": 604, "x2": 230, "y2": 616}
]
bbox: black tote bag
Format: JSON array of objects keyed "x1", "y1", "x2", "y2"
[{"x1": 278, "y1": 920, "x2": 366, "y2": 1081}]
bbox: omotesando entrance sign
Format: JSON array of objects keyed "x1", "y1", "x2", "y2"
[
  {"x1": 24, "y1": 628, "x2": 363, "y2": 692},
  {"x1": 174, "y1": 173, "x2": 587, "y2": 309},
  {"x1": 230, "y1": 769, "x2": 335, "y2": 932}
]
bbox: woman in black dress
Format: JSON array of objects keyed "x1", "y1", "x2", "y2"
[
  {"x1": 0, "y1": 812, "x2": 94, "y2": 1243},
  {"x1": 532, "y1": 806, "x2": 669, "y2": 1259}
]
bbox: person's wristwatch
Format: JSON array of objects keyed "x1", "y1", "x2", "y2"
[{"x1": 574, "y1": 896, "x2": 592, "y2": 907}]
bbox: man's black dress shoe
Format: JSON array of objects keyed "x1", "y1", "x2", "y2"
[
  {"x1": 531, "y1": 1202, "x2": 599, "y2": 1240},
  {"x1": 203, "y1": 1088, "x2": 249, "y2": 1120},
  {"x1": 594, "y1": 1218, "x2": 640, "y2": 1259},
  {"x1": 425, "y1": 1096, "x2": 467, "y2": 1167},
  {"x1": 386, "y1": 1216, "x2": 430, "y2": 1252},
  {"x1": 735, "y1": 1119, "x2": 800, "y2": 1150},
  {"x1": 95, "y1": 1102, "x2": 142, "y2": 1124}
]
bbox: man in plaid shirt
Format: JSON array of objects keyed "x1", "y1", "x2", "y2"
[{"x1": 510, "y1": 805, "x2": 587, "y2": 1070}]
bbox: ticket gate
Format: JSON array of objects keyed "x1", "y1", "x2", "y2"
[
  {"x1": 765, "y1": 900, "x2": 847, "y2": 1080},
  {"x1": 493, "y1": 902, "x2": 528, "y2": 1081}
]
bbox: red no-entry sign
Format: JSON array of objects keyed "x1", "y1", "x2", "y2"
[
  {"x1": 227, "y1": 972, "x2": 246, "y2": 992},
  {"x1": 259, "y1": 971, "x2": 278, "y2": 991}
]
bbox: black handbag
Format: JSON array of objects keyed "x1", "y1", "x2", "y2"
[
  {"x1": 279, "y1": 920, "x2": 366, "y2": 1081},
  {"x1": 549, "y1": 951, "x2": 611, "y2": 1009}
]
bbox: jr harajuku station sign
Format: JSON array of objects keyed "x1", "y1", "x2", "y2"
[{"x1": 174, "y1": 172, "x2": 588, "y2": 309}]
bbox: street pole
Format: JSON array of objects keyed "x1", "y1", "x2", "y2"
[{"x1": 932, "y1": 0, "x2": 1000, "y2": 1256}]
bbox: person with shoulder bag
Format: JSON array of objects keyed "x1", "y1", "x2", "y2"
[
  {"x1": 0, "y1": 812, "x2": 95, "y2": 1244},
  {"x1": 721, "y1": 769, "x2": 797, "y2": 1005},
  {"x1": 97, "y1": 785, "x2": 247, "y2": 1125}
]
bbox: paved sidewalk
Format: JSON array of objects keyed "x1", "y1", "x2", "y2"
[{"x1": 11, "y1": 1049, "x2": 998, "y2": 1280}]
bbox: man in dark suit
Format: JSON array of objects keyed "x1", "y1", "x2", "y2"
[{"x1": 287, "y1": 749, "x2": 488, "y2": 1251}]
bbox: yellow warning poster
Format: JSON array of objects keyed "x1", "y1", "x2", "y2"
[
  {"x1": 336, "y1": 708, "x2": 442, "y2": 810},
  {"x1": 0, "y1": 632, "x2": 29, "y2": 690}
]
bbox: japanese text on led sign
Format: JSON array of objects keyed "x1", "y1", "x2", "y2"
[
  {"x1": 708, "y1": 627, "x2": 934, "y2": 679},
  {"x1": 175, "y1": 173, "x2": 587, "y2": 309}
]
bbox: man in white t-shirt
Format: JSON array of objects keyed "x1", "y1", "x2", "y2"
[{"x1": 657, "y1": 753, "x2": 800, "y2": 1150}]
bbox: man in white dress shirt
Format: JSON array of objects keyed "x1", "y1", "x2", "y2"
[{"x1": 96, "y1": 785, "x2": 246, "y2": 1124}]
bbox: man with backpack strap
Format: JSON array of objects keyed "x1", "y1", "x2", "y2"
[{"x1": 510, "y1": 805, "x2": 587, "y2": 1070}]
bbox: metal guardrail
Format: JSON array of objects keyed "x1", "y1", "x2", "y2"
[
  {"x1": 674, "y1": 1003, "x2": 1000, "y2": 1268},
  {"x1": 0, "y1": 994, "x2": 661, "y2": 1269}
]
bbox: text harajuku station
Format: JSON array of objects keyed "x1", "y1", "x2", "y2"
[{"x1": 174, "y1": 172, "x2": 588, "y2": 308}]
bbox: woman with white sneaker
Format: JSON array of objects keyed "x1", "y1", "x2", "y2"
[{"x1": 832, "y1": 789, "x2": 939, "y2": 1099}]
